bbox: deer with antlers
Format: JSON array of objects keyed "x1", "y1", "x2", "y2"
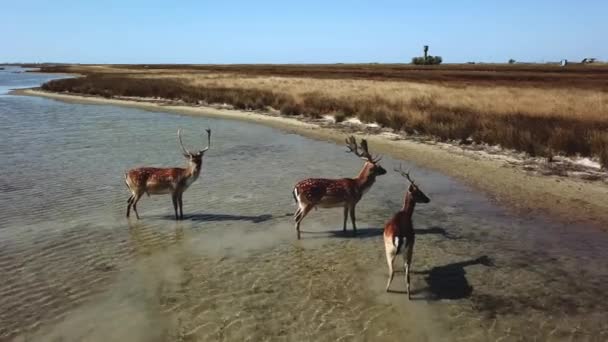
[
  {"x1": 125, "y1": 128, "x2": 211, "y2": 220},
  {"x1": 292, "y1": 136, "x2": 387, "y2": 239},
  {"x1": 384, "y1": 165, "x2": 430, "y2": 298}
]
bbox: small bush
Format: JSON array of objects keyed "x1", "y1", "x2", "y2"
[
  {"x1": 279, "y1": 101, "x2": 304, "y2": 116},
  {"x1": 411, "y1": 57, "x2": 425, "y2": 65},
  {"x1": 386, "y1": 112, "x2": 409, "y2": 131},
  {"x1": 334, "y1": 112, "x2": 348, "y2": 123},
  {"x1": 547, "y1": 127, "x2": 589, "y2": 156},
  {"x1": 590, "y1": 132, "x2": 608, "y2": 169},
  {"x1": 428, "y1": 56, "x2": 443, "y2": 65}
]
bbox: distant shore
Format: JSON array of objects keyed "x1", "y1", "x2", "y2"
[{"x1": 14, "y1": 88, "x2": 608, "y2": 230}]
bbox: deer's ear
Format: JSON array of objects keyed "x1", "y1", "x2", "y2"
[
  {"x1": 183, "y1": 153, "x2": 191, "y2": 158},
  {"x1": 408, "y1": 184, "x2": 415, "y2": 192}
]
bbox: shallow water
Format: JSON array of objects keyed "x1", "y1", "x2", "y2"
[{"x1": 1, "y1": 70, "x2": 608, "y2": 341}]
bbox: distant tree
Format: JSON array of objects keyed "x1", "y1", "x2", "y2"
[
  {"x1": 508, "y1": 59, "x2": 516, "y2": 64},
  {"x1": 411, "y1": 45, "x2": 442, "y2": 65}
]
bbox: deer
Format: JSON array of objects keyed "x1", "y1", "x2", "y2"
[
  {"x1": 292, "y1": 136, "x2": 387, "y2": 239},
  {"x1": 384, "y1": 165, "x2": 430, "y2": 299},
  {"x1": 125, "y1": 128, "x2": 211, "y2": 220}
]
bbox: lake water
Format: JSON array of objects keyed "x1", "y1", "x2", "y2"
[{"x1": 1, "y1": 68, "x2": 607, "y2": 341}]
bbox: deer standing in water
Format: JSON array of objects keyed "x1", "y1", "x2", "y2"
[
  {"x1": 125, "y1": 128, "x2": 211, "y2": 220},
  {"x1": 292, "y1": 136, "x2": 387, "y2": 239},
  {"x1": 384, "y1": 165, "x2": 430, "y2": 298}
]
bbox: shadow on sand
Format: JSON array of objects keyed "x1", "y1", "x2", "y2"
[
  {"x1": 328, "y1": 227, "x2": 384, "y2": 238},
  {"x1": 159, "y1": 213, "x2": 273, "y2": 223},
  {"x1": 416, "y1": 226, "x2": 460, "y2": 240},
  {"x1": 410, "y1": 255, "x2": 494, "y2": 300},
  {"x1": 298, "y1": 227, "x2": 383, "y2": 239},
  {"x1": 302, "y1": 225, "x2": 460, "y2": 240}
]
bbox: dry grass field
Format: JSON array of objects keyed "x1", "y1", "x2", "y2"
[{"x1": 39, "y1": 64, "x2": 608, "y2": 167}]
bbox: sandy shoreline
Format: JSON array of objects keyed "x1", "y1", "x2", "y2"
[{"x1": 14, "y1": 88, "x2": 608, "y2": 230}]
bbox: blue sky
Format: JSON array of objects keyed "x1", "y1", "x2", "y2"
[{"x1": 2, "y1": 0, "x2": 606, "y2": 64}]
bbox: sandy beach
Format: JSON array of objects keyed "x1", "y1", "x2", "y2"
[{"x1": 15, "y1": 88, "x2": 608, "y2": 230}]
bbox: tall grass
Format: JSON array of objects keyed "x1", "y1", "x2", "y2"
[
  {"x1": 42, "y1": 75, "x2": 291, "y2": 111},
  {"x1": 41, "y1": 73, "x2": 608, "y2": 167}
]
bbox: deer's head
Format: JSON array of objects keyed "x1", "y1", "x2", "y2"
[
  {"x1": 178, "y1": 128, "x2": 212, "y2": 167},
  {"x1": 345, "y1": 136, "x2": 387, "y2": 177},
  {"x1": 395, "y1": 164, "x2": 430, "y2": 204}
]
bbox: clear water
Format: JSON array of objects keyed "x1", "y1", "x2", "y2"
[{"x1": 1, "y1": 70, "x2": 607, "y2": 341}]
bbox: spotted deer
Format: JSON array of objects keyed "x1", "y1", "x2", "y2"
[
  {"x1": 384, "y1": 165, "x2": 430, "y2": 298},
  {"x1": 292, "y1": 136, "x2": 387, "y2": 239},
  {"x1": 125, "y1": 128, "x2": 211, "y2": 220}
]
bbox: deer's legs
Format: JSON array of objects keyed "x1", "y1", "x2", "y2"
[
  {"x1": 343, "y1": 205, "x2": 349, "y2": 231},
  {"x1": 293, "y1": 194, "x2": 303, "y2": 222},
  {"x1": 349, "y1": 205, "x2": 357, "y2": 235},
  {"x1": 404, "y1": 236, "x2": 415, "y2": 300},
  {"x1": 171, "y1": 194, "x2": 179, "y2": 220},
  {"x1": 295, "y1": 204, "x2": 313, "y2": 240},
  {"x1": 293, "y1": 207, "x2": 302, "y2": 222},
  {"x1": 177, "y1": 193, "x2": 184, "y2": 220},
  {"x1": 131, "y1": 193, "x2": 143, "y2": 219},
  {"x1": 126, "y1": 195, "x2": 134, "y2": 218},
  {"x1": 385, "y1": 237, "x2": 397, "y2": 291}
]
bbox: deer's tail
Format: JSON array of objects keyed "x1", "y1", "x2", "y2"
[
  {"x1": 293, "y1": 187, "x2": 303, "y2": 220},
  {"x1": 292, "y1": 187, "x2": 298, "y2": 204},
  {"x1": 394, "y1": 236, "x2": 404, "y2": 255},
  {"x1": 125, "y1": 173, "x2": 133, "y2": 203},
  {"x1": 124, "y1": 172, "x2": 131, "y2": 191}
]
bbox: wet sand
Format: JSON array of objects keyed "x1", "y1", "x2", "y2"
[
  {"x1": 2, "y1": 85, "x2": 607, "y2": 341},
  {"x1": 16, "y1": 88, "x2": 608, "y2": 230}
]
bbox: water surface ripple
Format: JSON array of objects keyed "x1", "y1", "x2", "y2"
[{"x1": 1, "y1": 70, "x2": 607, "y2": 341}]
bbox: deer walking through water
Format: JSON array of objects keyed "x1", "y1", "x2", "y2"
[
  {"x1": 292, "y1": 136, "x2": 387, "y2": 239},
  {"x1": 125, "y1": 128, "x2": 211, "y2": 220}
]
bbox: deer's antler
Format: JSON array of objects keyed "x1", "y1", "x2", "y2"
[
  {"x1": 177, "y1": 129, "x2": 191, "y2": 155},
  {"x1": 345, "y1": 136, "x2": 362, "y2": 158},
  {"x1": 394, "y1": 163, "x2": 415, "y2": 184},
  {"x1": 199, "y1": 128, "x2": 211, "y2": 153},
  {"x1": 346, "y1": 136, "x2": 381, "y2": 163}
]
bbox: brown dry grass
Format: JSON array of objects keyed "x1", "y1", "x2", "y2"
[
  {"x1": 175, "y1": 74, "x2": 607, "y2": 120},
  {"x1": 39, "y1": 65, "x2": 608, "y2": 166},
  {"x1": 38, "y1": 63, "x2": 608, "y2": 90}
]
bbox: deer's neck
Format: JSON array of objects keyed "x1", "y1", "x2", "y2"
[
  {"x1": 401, "y1": 192, "x2": 415, "y2": 219},
  {"x1": 186, "y1": 161, "x2": 202, "y2": 180},
  {"x1": 355, "y1": 163, "x2": 376, "y2": 193}
]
